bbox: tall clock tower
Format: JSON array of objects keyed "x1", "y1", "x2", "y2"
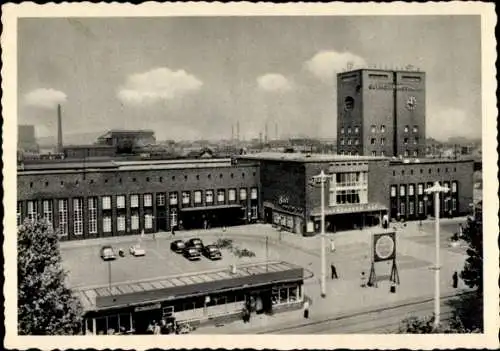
[{"x1": 337, "y1": 68, "x2": 426, "y2": 158}]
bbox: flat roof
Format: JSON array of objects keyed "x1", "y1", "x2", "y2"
[
  {"x1": 338, "y1": 68, "x2": 425, "y2": 75},
  {"x1": 388, "y1": 158, "x2": 475, "y2": 165},
  {"x1": 75, "y1": 261, "x2": 302, "y2": 312},
  {"x1": 239, "y1": 152, "x2": 385, "y2": 163},
  {"x1": 18, "y1": 158, "x2": 259, "y2": 174}
]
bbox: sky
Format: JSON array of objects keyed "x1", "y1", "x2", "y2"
[{"x1": 18, "y1": 16, "x2": 482, "y2": 142}]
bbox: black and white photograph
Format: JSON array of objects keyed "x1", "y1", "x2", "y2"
[{"x1": 2, "y1": 2, "x2": 498, "y2": 350}]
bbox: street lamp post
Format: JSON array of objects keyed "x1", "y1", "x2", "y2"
[
  {"x1": 311, "y1": 170, "x2": 329, "y2": 298},
  {"x1": 425, "y1": 181, "x2": 450, "y2": 330}
]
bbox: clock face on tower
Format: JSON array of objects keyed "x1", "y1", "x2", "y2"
[{"x1": 406, "y1": 96, "x2": 417, "y2": 110}]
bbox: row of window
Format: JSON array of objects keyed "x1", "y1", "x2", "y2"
[
  {"x1": 394, "y1": 197, "x2": 457, "y2": 217},
  {"x1": 392, "y1": 166, "x2": 458, "y2": 176},
  {"x1": 339, "y1": 125, "x2": 420, "y2": 136},
  {"x1": 390, "y1": 181, "x2": 458, "y2": 197},
  {"x1": 27, "y1": 171, "x2": 258, "y2": 189}
]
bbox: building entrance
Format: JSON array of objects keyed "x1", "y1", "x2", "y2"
[{"x1": 180, "y1": 207, "x2": 244, "y2": 230}]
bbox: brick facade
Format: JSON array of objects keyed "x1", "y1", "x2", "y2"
[{"x1": 18, "y1": 161, "x2": 260, "y2": 240}]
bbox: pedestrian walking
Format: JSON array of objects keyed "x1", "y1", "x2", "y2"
[
  {"x1": 171, "y1": 226, "x2": 176, "y2": 236},
  {"x1": 360, "y1": 272, "x2": 367, "y2": 288},
  {"x1": 303, "y1": 300, "x2": 310, "y2": 319},
  {"x1": 452, "y1": 271, "x2": 459, "y2": 288},
  {"x1": 330, "y1": 239, "x2": 336, "y2": 253},
  {"x1": 330, "y1": 263, "x2": 338, "y2": 279}
]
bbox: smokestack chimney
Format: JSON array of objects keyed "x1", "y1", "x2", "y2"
[
  {"x1": 237, "y1": 121, "x2": 240, "y2": 141},
  {"x1": 231, "y1": 125, "x2": 234, "y2": 141},
  {"x1": 264, "y1": 123, "x2": 268, "y2": 143},
  {"x1": 57, "y1": 104, "x2": 63, "y2": 153},
  {"x1": 275, "y1": 122, "x2": 278, "y2": 140}
]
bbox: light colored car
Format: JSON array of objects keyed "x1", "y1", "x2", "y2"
[
  {"x1": 129, "y1": 245, "x2": 146, "y2": 257},
  {"x1": 100, "y1": 245, "x2": 117, "y2": 261}
]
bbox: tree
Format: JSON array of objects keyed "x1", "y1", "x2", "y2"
[
  {"x1": 460, "y1": 216, "x2": 483, "y2": 292},
  {"x1": 18, "y1": 218, "x2": 83, "y2": 335}
]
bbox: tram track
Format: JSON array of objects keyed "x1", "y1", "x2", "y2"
[{"x1": 254, "y1": 292, "x2": 469, "y2": 334}]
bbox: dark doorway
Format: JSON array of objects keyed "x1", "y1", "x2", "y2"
[
  {"x1": 180, "y1": 208, "x2": 244, "y2": 230},
  {"x1": 156, "y1": 210, "x2": 168, "y2": 232},
  {"x1": 264, "y1": 208, "x2": 273, "y2": 224},
  {"x1": 132, "y1": 309, "x2": 162, "y2": 334}
]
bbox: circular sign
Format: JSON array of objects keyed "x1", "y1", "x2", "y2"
[{"x1": 375, "y1": 235, "x2": 395, "y2": 260}]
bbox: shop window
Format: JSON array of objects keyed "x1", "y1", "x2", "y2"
[
  {"x1": 240, "y1": 188, "x2": 247, "y2": 201},
  {"x1": 409, "y1": 201, "x2": 415, "y2": 215},
  {"x1": 217, "y1": 189, "x2": 225, "y2": 204},
  {"x1": 130, "y1": 194, "x2": 139, "y2": 208},
  {"x1": 418, "y1": 183, "x2": 424, "y2": 195},
  {"x1": 144, "y1": 214, "x2": 153, "y2": 229},
  {"x1": 206, "y1": 190, "x2": 214, "y2": 204},
  {"x1": 117, "y1": 215, "x2": 126, "y2": 232},
  {"x1": 58, "y1": 199, "x2": 68, "y2": 236},
  {"x1": 182, "y1": 191, "x2": 191, "y2": 206},
  {"x1": 228, "y1": 189, "x2": 236, "y2": 202},
  {"x1": 194, "y1": 190, "x2": 202, "y2": 204},
  {"x1": 251, "y1": 188, "x2": 258, "y2": 200},
  {"x1": 117, "y1": 195, "x2": 126, "y2": 209},
  {"x1": 169, "y1": 192, "x2": 178, "y2": 205},
  {"x1": 157, "y1": 193, "x2": 166, "y2": 206},
  {"x1": 73, "y1": 198, "x2": 84, "y2": 236},
  {"x1": 27, "y1": 200, "x2": 38, "y2": 223},
  {"x1": 144, "y1": 194, "x2": 152, "y2": 207},
  {"x1": 131, "y1": 214, "x2": 139, "y2": 230},
  {"x1": 400, "y1": 185, "x2": 406, "y2": 197},
  {"x1": 418, "y1": 201, "x2": 424, "y2": 214},
  {"x1": 103, "y1": 216, "x2": 112, "y2": 233},
  {"x1": 43, "y1": 200, "x2": 53, "y2": 227}
]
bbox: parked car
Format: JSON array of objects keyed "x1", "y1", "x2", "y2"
[
  {"x1": 170, "y1": 240, "x2": 186, "y2": 253},
  {"x1": 129, "y1": 244, "x2": 146, "y2": 257},
  {"x1": 202, "y1": 245, "x2": 222, "y2": 260},
  {"x1": 100, "y1": 245, "x2": 117, "y2": 261},
  {"x1": 183, "y1": 246, "x2": 201, "y2": 261},
  {"x1": 186, "y1": 238, "x2": 204, "y2": 251}
]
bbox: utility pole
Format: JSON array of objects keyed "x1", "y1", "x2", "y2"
[{"x1": 425, "y1": 181, "x2": 450, "y2": 329}]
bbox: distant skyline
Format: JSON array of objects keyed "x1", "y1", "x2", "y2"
[{"x1": 18, "y1": 16, "x2": 482, "y2": 142}]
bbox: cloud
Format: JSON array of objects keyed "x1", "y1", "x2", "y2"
[
  {"x1": 428, "y1": 108, "x2": 481, "y2": 141},
  {"x1": 117, "y1": 67, "x2": 203, "y2": 106},
  {"x1": 24, "y1": 88, "x2": 67, "y2": 109},
  {"x1": 257, "y1": 74, "x2": 292, "y2": 93},
  {"x1": 304, "y1": 50, "x2": 367, "y2": 83}
]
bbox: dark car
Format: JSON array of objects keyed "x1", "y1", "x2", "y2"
[
  {"x1": 202, "y1": 245, "x2": 222, "y2": 260},
  {"x1": 183, "y1": 246, "x2": 201, "y2": 261},
  {"x1": 185, "y1": 238, "x2": 204, "y2": 251},
  {"x1": 100, "y1": 245, "x2": 117, "y2": 261},
  {"x1": 170, "y1": 240, "x2": 186, "y2": 253}
]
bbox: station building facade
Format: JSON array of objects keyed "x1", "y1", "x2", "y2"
[
  {"x1": 238, "y1": 152, "x2": 474, "y2": 236},
  {"x1": 17, "y1": 159, "x2": 260, "y2": 241},
  {"x1": 17, "y1": 153, "x2": 474, "y2": 239}
]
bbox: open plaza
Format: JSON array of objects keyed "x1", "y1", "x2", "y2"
[{"x1": 59, "y1": 217, "x2": 470, "y2": 334}]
